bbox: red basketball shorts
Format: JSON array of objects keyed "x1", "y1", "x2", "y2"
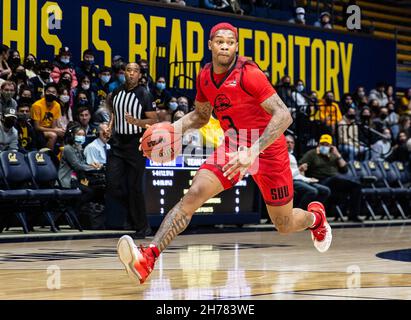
[{"x1": 199, "y1": 139, "x2": 293, "y2": 207}]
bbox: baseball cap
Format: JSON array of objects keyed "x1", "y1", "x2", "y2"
[
  {"x1": 113, "y1": 55, "x2": 124, "y2": 62},
  {"x1": 319, "y1": 134, "x2": 332, "y2": 145},
  {"x1": 59, "y1": 46, "x2": 71, "y2": 56},
  {"x1": 296, "y1": 7, "x2": 305, "y2": 14},
  {"x1": 320, "y1": 11, "x2": 331, "y2": 18},
  {"x1": 4, "y1": 107, "x2": 17, "y2": 118},
  {"x1": 209, "y1": 22, "x2": 238, "y2": 40}
]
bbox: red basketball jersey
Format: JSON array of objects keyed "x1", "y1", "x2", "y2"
[{"x1": 196, "y1": 56, "x2": 286, "y2": 155}]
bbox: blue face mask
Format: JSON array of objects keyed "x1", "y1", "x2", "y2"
[
  {"x1": 60, "y1": 57, "x2": 70, "y2": 64},
  {"x1": 319, "y1": 146, "x2": 330, "y2": 155},
  {"x1": 118, "y1": 74, "x2": 126, "y2": 84},
  {"x1": 74, "y1": 135, "x2": 86, "y2": 145},
  {"x1": 101, "y1": 75, "x2": 111, "y2": 84},
  {"x1": 296, "y1": 85, "x2": 304, "y2": 92},
  {"x1": 169, "y1": 102, "x2": 178, "y2": 111},
  {"x1": 156, "y1": 82, "x2": 166, "y2": 91}
]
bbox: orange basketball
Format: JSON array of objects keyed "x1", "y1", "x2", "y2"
[{"x1": 141, "y1": 122, "x2": 182, "y2": 163}]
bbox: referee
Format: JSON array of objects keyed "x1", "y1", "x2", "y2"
[{"x1": 105, "y1": 62, "x2": 157, "y2": 238}]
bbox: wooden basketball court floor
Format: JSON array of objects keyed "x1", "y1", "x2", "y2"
[{"x1": 0, "y1": 225, "x2": 410, "y2": 300}]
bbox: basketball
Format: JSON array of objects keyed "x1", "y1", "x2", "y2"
[{"x1": 141, "y1": 122, "x2": 182, "y2": 163}]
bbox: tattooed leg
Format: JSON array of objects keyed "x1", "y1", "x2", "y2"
[{"x1": 151, "y1": 169, "x2": 224, "y2": 253}]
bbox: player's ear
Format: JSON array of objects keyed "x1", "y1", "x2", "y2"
[{"x1": 208, "y1": 40, "x2": 212, "y2": 51}]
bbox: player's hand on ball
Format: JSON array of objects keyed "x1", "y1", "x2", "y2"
[
  {"x1": 138, "y1": 125, "x2": 152, "y2": 153},
  {"x1": 223, "y1": 146, "x2": 258, "y2": 181}
]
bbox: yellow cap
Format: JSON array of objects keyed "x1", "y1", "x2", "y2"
[{"x1": 319, "y1": 134, "x2": 332, "y2": 144}]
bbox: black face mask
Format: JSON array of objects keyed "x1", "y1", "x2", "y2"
[
  {"x1": 11, "y1": 57, "x2": 20, "y2": 64},
  {"x1": 361, "y1": 115, "x2": 371, "y2": 122},
  {"x1": 283, "y1": 82, "x2": 290, "y2": 87},
  {"x1": 17, "y1": 113, "x2": 29, "y2": 122},
  {"x1": 380, "y1": 114, "x2": 388, "y2": 120},
  {"x1": 3, "y1": 117, "x2": 16, "y2": 129},
  {"x1": 346, "y1": 114, "x2": 356, "y2": 120},
  {"x1": 325, "y1": 97, "x2": 333, "y2": 104},
  {"x1": 16, "y1": 71, "x2": 26, "y2": 80},
  {"x1": 24, "y1": 60, "x2": 35, "y2": 69},
  {"x1": 60, "y1": 79, "x2": 71, "y2": 87},
  {"x1": 40, "y1": 71, "x2": 51, "y2": 80},
  {"x1": 45, "y1": 93, "x2": 57, "y2": 103}
]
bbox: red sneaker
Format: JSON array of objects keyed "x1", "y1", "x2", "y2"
[
  {"x1": 308, "y1": 201, "x2": 332, "y2": 253},
  {"x1": 117, "y1": 235, "x2": 157, "y2": 284}
]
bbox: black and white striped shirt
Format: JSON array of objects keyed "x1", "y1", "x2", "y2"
[{"x1": 111, "y1": 85, "x2": 154, "y2": 135}]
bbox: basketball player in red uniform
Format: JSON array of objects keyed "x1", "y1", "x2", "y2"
[{"x1": 117, "y1": 22, "x2": 332, "y2": 285}]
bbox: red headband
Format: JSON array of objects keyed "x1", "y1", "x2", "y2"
[{"x1": 209, "y1": 22, "x2": 238, "y2": 40}]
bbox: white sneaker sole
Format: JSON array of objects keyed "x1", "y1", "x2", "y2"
[
  {"x1": 312, "y1": 222, "x2": 332, "y2": 253},
  {"x1": 117, "y1": 235, "x2": 142, "y2": 284}
]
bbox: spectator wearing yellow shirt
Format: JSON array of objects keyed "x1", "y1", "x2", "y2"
[
  {"x1": 313, "y1": 91, "x2": 342, "y2": 134},
  {"x1": 31, "y1": 83, "x2": 65, "y2": 150},
  {"x1": 399, "y1": 88, "x2": 411, "y2": 116}
]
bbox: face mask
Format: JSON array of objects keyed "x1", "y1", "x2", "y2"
[
  {"x1": 358, "y1": 91, "x2": 365, "y2": 98},
  {"x1": 297, "y1": 14, "x2": 305, "y2": 20},
  {"x1": 2, "y1": 92, "x2": 15, "y2": 100},
  {"x1": 60, "y1": 57, "x2": 70, "y2": 64},
  {"x1": 81, "y1": 83, "x2": 90, "y2": 91},
  {"x1": 24, "y1": 60, "x2": 35, "y2": 69},
  {"x1": 141, "y1": 66, "x2": 148, "y2": 73},
  {"x1": 78, "y1": 99, "x2": 88, "y2": 106},
  {"x1": 325, "y1": 97, "x2": 333, "y2": 104},
  {"x1": 12, "y1": 57, "x2": 20, "y2": 64},
  {"x1": 17, "y1": 113, "x2": 29, "y2": 122},
  {"x1": 156, "y1": 82, "x2": 166, "y2": 91},
  {"x1": 101, "y1": 75, "x2": 111, "y2": 84},
  {"x1": 74, "y1": 135, "x2": 85, "y2": 145},
  {"x1": 296, "y1": 85, "x2": 304, "y2": 92},
  {"x1": 45, "y1": 93, "x2": 56, "y2": 103},
  {"x1": 169, "y1": 102, "x2": 178, "y2": 111},
  {"x1": 84, "y1": 59, "x2": 94, "y2": 65},
  {"x1": 60, "y1": 95, "x2": 70, "y2": 103},
  {"x1": 361, "y1": 115, "x2": 370, "y2": 122},
  {"x1": 118, "y1": 74, "x2": 126, "y2": 84},
  {"x1": 16, "y1": 71, "x2": 26, "y2": 79},
  {"x1": 346, "y1": 114, "x2": 356, "y2": 120},
  {"x1": 40, "y1": 71, "x2": 50, "y2": 80},
  {"x1": 3, "y1": 117, "x2": 16, "y2": 129},
  {"x1": 380, "y1": 114, "x2": 388, "y2": 120},
  {"x1": 178, "y1": 103, "x2": 188, "y2": 113},
  {"x1": 319, "y1": 146, "x2": 330, "y2": 155},
  {"x1": 283, "y1": 82, "x2": 290, "y2": 87},
  {"x1": 61, "y1": 78, "x2": 71, "y2": 86},
  {"x1": 399, "y1": 138, "x2": 407, "y2": 144}
]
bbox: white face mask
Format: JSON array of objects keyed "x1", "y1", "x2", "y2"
[
  {"x1": 60, "y1": 95, "x2": 70, "y2": 103},
  {"x1": 81, "y1": 83, "x2": 90, "y2": 91}
]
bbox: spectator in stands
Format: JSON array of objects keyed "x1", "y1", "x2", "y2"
[
  {"x1": 57, "y1": 87, "x2": 73, "y2": 131},
  {"x1": 372, "y1": 106, "x2": 389, "y2": 133},
  {"x1": 399, "y1": 88, "x2": 411, "y2": 116},
  {"x1": 108, "y1": 64, "x2": 126, "y2": 93},
  {"x1": 0, "y1": 107, "x2": 18, "y2": 151},
  {"x1": 10, "y1": 64, "x2": 29, "y2": 93},
  {"x1": 58, "y1": 71, "x2": 74, "y2": 92},
  {"x1": 369, "y1": 99, "x2": 381, "y2": 119},
  {"x1": 7, "y1": 49, "x2": 21, "y2": 72},
  {"x1": 291, "y1": 79, "x2": 309, "y2": 114},
  {"x1": 23, "y1": 54, "x2": 38, "y2": 79},
  {"x1": 76, "y1": 49, "x2": 99, "y2": 82},
  {"x1": 352, "y1": 85, "x2": 368, "y2": 108},
  {"x1": 340, "y1": 93, "x2": 357, "y2": 114},
  {"x1": 275, "y1": 75, "x2": 294, "y2": 112},
  {"x1": 300, "y1": 134, "x2": 363, "y2": 222},
  {"x1": 51, "y1": 46, "x2": 78, "y2": 88},
  {"x1": 29, "y1": 61, "x2": 53, "y2": 101},
  {"x1": 288, "y1": 7, "x2": 306, "y2": 25},
  {"x1": 84, "y1": 123, "x2": 111, "y2": 166},
  {"x1": 314, "y1": 91, "x2": 342, "y2": 135},
  {"x1": 369, "y1": 82, "x2": 388, "y2": 108},
  {"x1": 371, "y1": 128, "x2": 393, "y2": 161},
  {"x1": 16, "y1": 102, "x2": 37, "y2": 152},
  {"x1": 387, "y1": 131, "x2": 410, "y2": 163},
  {"x1": 0, "y1": 81, "x2": 18, "y2": 117},
  {"x1": 177, "y1": 96, "x2": 190, "y2": 114},
  {"x1": 202, "y1": 0, "x2": 231, "y2": 12},
  {"x1": 92, "y1": 99, "x2": 111, "y2": 126},
  {"x1": 73, "y1": 90, "x2": 90, "y2": 118},
  {"x1": 17, "y1": 85, "x2": 34, "y2": 106},
  {"x1": 314, "y1": 11, "x2": 332, "y2": 29},
  {"x1": 399, "y1": 115, "x2": 411, "y2": 137},
  {"x1": 77, "y1": 106, "x2": 97, "y2": 146},
  {"x1": 75, "y1": 75, "x2": 96, "y2": 112},
  {"x1": 31, "y1": 83, "x2": 65, "y2": 151},
  {"x1": 286, "y1": 135, "x2": 330, "y2": 209},
  {"x1": 0, "y1": 44, "x2": 12, "y2": 80},
  {"x1": 161, "y1": 0, "x2": 186, "y2": 6},
  {"x1": 138, "y1": 59, "x2": 154, "y2": 91},
  {"x1": 151, "y1": 75, "x2": 172, "y2": 110},
  {"x1": 386, "y1": 84, "x2": 395, "y2": 104},
  {"x1": 112, "y1": 55, "x2": 125, "y2": 69},
  {"x1": 338, "y1": 107, "x2": 368, "y2": 161},
  {"x1": 386, "y1": 102, "x2": 400, "y2": 139},
  {"x1": 93, "y1": 66, "x2": 111, "y2": 107}
]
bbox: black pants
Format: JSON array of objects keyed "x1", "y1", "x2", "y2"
[
  {"x1": 105, "y1": 134, "x2": 148, "y2": 231},
  {"x1": 293, "y1": 180, "x2": 331, "y2": 209},
  {"x1": 320, "y1": 174, "x2": 362, "y2": 218}
]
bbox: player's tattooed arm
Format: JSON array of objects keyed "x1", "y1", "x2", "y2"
[
  {"x1": 173, "y1": 100, "x2": 213, "y2": 134},
  {"x1": 152, "y1": 201, "x2": 191, "y2": 252},
  {"x1": 251, "y1": 93, "x2": 293, "y2": 155}
]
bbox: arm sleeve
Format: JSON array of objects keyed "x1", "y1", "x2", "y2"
[
  {"x1": 241, "y1": 64, "x2": 277, "y2": 104},
  {"x1": 195, "y1": 69, "x2": 208, "y2": 103},
  {"x1": 64, "y1": 147, "x2": 94, "y2": 172},
  {"x1": 7, "y1": 130, "x2": 19, "y2": 151},
  {"x1": 50, "y1": 66, "x2": 61, "y2": 84},
  {"x1": 299, "y1": 149, "x2": 313, "y2": 167},
  {"x1": 84, "y1": 146, "x2": 99, "y2": 165},
  {"x1": 31, "y1": 103, "x2": 41, "y2": 122}
]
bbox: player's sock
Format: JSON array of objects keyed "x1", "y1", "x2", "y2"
[
  {"x1": 149, "y1": 244, "x2": 160, "y2": 258},
  {"x1": 308, "y1": 211, "x2": 323, "y2": 230}
]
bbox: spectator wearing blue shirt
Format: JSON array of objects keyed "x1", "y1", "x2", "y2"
[{"x1": 84, "y1": 123, "x2": 111, "y2": 165}]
